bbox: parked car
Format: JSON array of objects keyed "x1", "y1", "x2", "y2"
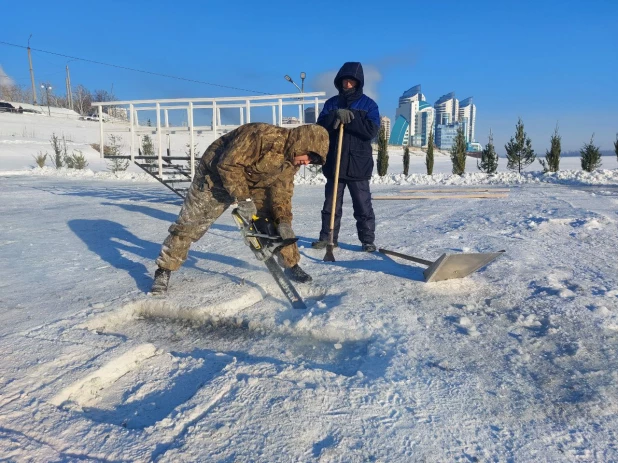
[
  {"x1": 79, "y1": 113, "x2": 108, "y2": 122},
  {"x1": 0, "y1": 102, "x2": 16, "y2": 113}
]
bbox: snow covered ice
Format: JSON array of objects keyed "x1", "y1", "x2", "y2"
[{"x1": 1, "y1": 113, "x2": 618, "y2": 461}]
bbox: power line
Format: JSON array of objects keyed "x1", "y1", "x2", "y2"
[{"x1": 0, "y1": 40, "x2": 272, "y2": 95}]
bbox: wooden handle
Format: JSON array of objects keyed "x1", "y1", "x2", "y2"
[{"x1": 328, "y1": 123, "x2": 345, "y2": 233}]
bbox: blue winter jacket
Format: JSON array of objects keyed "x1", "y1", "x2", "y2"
[{"x1": 317, "y1": 62, "x2": 380, "y2": 180}]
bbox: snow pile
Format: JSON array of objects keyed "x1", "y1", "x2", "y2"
[
  {"x1": 1, "y1": 166, "x2": 158, "y2": 182},
  {"x1": 4, "y1": 165, "x2": 618, "y2": 188},
  {"x1": 295, "y1": 168, "x2": 618, "y2": 186}
]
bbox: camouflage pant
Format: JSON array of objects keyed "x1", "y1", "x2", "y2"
[{"x1": 156, "y1": 173, "x2": 300, "y2": 271}]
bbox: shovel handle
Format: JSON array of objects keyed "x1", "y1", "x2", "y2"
[
  {"x1": 328, "y1": 123, "x2": 345, "y2": 234},
  {"x1": 324, "y1": 124, "x2": 344, "y2": 262},
  {"x1": 378, "y1": 248, "x2": 433, "y2": 267}
]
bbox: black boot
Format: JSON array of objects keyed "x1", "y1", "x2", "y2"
[
  {"x1": 362, "y1": 243, "x2": 377, "y2": 253},
  {"x1": 284, "y1": 264, "x2": 313, "y2": 283},
  {"x1": 311, "y1": 240, "x2": 338, "y2": 249},
  {"x1": 151, "y1": 267, "x2": 171, "y2": 294}
]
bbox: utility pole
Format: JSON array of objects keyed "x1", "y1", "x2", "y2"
[
  {"x1": 65, "y1": 65, "x2": 73, "y2": 110},
  {"x1": 41, "y1": 84, "x2": 51, "y2": 116},
  {"x1": 27, "y1": 35, "x2": 37, "y2": 104}
]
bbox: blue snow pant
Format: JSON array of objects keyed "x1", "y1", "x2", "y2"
[{"x1": 318, "y1": 177, "x2": 375, "y2": 245}]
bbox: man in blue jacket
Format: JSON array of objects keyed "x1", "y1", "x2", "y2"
[{"x1": 312, "y1": 62, "x2": 380, "y2": 252}]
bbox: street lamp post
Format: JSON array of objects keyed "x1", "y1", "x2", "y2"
[
  {"x1": 284, "y1": 71, "x2": 307, "y2": 123},
  {"x1": 284, "y1": 74, "x2": 301, "y2": 92},
  {"x1": 284, "y1": 72, "x2": 308, "y2": 177},
  {"x1": 41, "y1": 84, "x2": 52, "y2": 116}
]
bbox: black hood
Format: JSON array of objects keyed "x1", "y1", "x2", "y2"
[{"x1": 334, "y1": 62, "x2": 365, "y2": 92}]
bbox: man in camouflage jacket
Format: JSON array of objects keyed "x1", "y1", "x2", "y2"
[{"x1": 152, "y1": 122, "x2": 329, "y2": 294}]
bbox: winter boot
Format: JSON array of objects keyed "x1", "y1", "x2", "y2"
[
  {"x1": 151, "y1": 267, "x2": 171, "y2": 294},
  {"x1": 362, "y1": 243, "x2": 377, "y2": 253},
  {"x1": 284, "y1": 264, "x2": 313, "y2": 283},
  {"x1": 311, "y1": 240, "x2": 338, "y2": 249}
]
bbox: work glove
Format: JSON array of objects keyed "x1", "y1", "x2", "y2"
[
  {"x1": 236, "y1": 198, "x2": 257, "y2": 223},
  {"x1": 277, "y1": 222, "x2": 296, "y2": 241},
  {"x1": 333, "y1": 109, "x2": 354, "y2": 129}
]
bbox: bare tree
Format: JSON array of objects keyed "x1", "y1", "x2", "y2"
[
  {"x1": 72, "y1": 85, "x2": 92, "y2": 115},
  {"x1": 1, "y1": 83, "x2": 31, "y2": 103},
  {"x1": 93, "y1": 88, "x2": 120, "y2": 118},
  {"x1": 92, "y1": 89, "x2": 116, "y2": 103}
]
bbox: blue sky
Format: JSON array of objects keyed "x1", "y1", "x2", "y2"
[{"x1": 1, "y1": 0, "x2": 617, "y2": 152}]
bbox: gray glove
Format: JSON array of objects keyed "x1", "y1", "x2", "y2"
[
  {"x1": 277, "y1": 222, "x2": 296, "y2": 241},
  {"x1": 236, "y1": 199, "x2": 257, "y2": 223},
  {"x1": 333, "y1": 108, "x2": 355, "y2": 129}
]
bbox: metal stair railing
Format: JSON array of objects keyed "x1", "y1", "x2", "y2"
[
  {"x1": 133, "y1": 150, "x2": 194, "y2": 198},
  {"x1": 93, "y1": 92, "x2": 327, "y2": 199}
]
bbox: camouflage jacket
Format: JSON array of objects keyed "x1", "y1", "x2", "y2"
[{"x1": 201, "y1": 122, "x2": 328, "y2": 223}]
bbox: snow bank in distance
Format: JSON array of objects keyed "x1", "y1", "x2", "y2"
[
  {"x1": 3, "y1": 166, "x2": 618, "y2": 187},
  {"x1": 296, "y1": 169, "x2": 618, "y2": 187},
  {"x1": 0, "y1": 166, "x2": 157, "y2": 182}
]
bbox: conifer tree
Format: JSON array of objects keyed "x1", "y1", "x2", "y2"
[
  {"x1": 377, "y1": 126, "x2": 389, "y2": 176},
  {"x1": 106, "y1": 134, "x2": 129, "y2": 173},
  {"x1": 580, "y1": 134, "x2": 602, "y2": 172},
  {"x1": 539, "y1": 125, "x2": 561, "y2": 173},
  {"x1": 141, "y1": 133, "x2": 155, "y2": 162},
  {"x1": 477, "y1": 130, "x2": 498, "y2": 174},
  {"x1": 140, "y1": 119, "x2": 156, "y2": 164},
  {"x1": 614, "y1": 133, "x2": 618, "y2": 162},
  {"x1": 425, "y1": 127, "x2": 434, "y2": 175},
  {"x1": 450, "y1": 126, "x2": 467, "y2": 175},
  {"x1": 403, "y1": 145, "x2": 410, "y2": 176},
  {"x1": 505, "y1": 118, "x2": 535, "y2": 173}
]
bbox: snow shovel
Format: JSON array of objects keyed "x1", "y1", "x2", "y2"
[
  {"x1": 379, "y1": 248, "x2": 505, "y2": 282},
  {"x1": 324, "y1": 123, "x2": 345, "y2": 262}
]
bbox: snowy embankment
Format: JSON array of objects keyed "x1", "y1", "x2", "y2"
[
  {"x1": 3, "y1": 111, "x2": 618, "y2": 186},
  {"x1": 5, "y1": 163, "x2": 618, "y2": 189}
]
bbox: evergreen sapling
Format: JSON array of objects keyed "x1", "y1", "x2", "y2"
[
  {"x1": 539, "y1": 125, "x2": 561, "y2": 173},
  {"x1": 377, "y1": 126, "x2": 389, "y2": 176},
  {"x1": 477, "y1": 130, "x2": 498, "y2": 174},
  {"x1": 505, "y1": 118, "x2": 535, "y2": 173},
  {"x1": 141, "y1": 133, "x2": 155, "y2": 165},
  {"x1": 106, "y1": 134, "x2": 129, "y2": 173},
  {"x1": 580, "y1": 135, "x2": 602, "y2": 172},
  {"x1": 426, "y1": 128, "x2": 434, "y2": 175},
  {"x1": 403, "y1": 145, "x2": 410, "y2": 176},
  {"x1": 450, "y1": 126, "x2": 467, "y2": 175},
  {"x1": 49, "y1": 133, "x2": 67, "y2": 169}
]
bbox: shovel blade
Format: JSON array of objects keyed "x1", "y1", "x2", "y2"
[
  {"x1": 323, "y1": 244, "x2": 336, "y2": 262},
  {"x1": 424, "y1": 251, "x2": 504, "y2": 282}
]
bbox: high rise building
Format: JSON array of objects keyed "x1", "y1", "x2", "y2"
[
  {"x1": 458, "y1": 97, "x2": 476, "y2": 143},
  {"x1": 391, "y1": 86, "x2": 478, "y2": 149},
  {"x1": 411, "y1": 102, "x2": 435, "y2": 147},
  {"x1": 390, "y1": 85, "x2": 434, "y2": 147},
  {"x1": 389, "y1": 115, "x2": 410, "y2": 146},
  {"x1": 394, "y1": 85, "x2": 424, "y2": 139},
  {"x1": 435, "y1": 121, "x2": 466, "y2": 151},
  {"x1": 304, "y1": 107, "x2": 317, "y2": 123},
  {"x1": 434, "y1": 92, "x2": 459, "y2": 126}
]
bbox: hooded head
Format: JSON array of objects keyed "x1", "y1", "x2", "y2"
[
  {"x1": 285, "y1": 124, "x2": 329, "y2": 165},
  {"x1": 334, "y1": 62, "x2": 365, "y2": 93}
]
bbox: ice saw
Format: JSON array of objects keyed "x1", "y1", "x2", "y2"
[{"x1": 232, "y1": 209, "x2": 307, "y2": 309}]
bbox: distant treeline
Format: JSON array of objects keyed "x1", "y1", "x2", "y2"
[
  {"x1": 561, "y1": 150, "x2": 614, "y2": 157},
  {"x1": 0, "y1": 82, "x2": 116, "y2": 116}
]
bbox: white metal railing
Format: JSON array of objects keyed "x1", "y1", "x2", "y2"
[{"x1": 91, "y1": 92, "x2": 326, "y2": 177}]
